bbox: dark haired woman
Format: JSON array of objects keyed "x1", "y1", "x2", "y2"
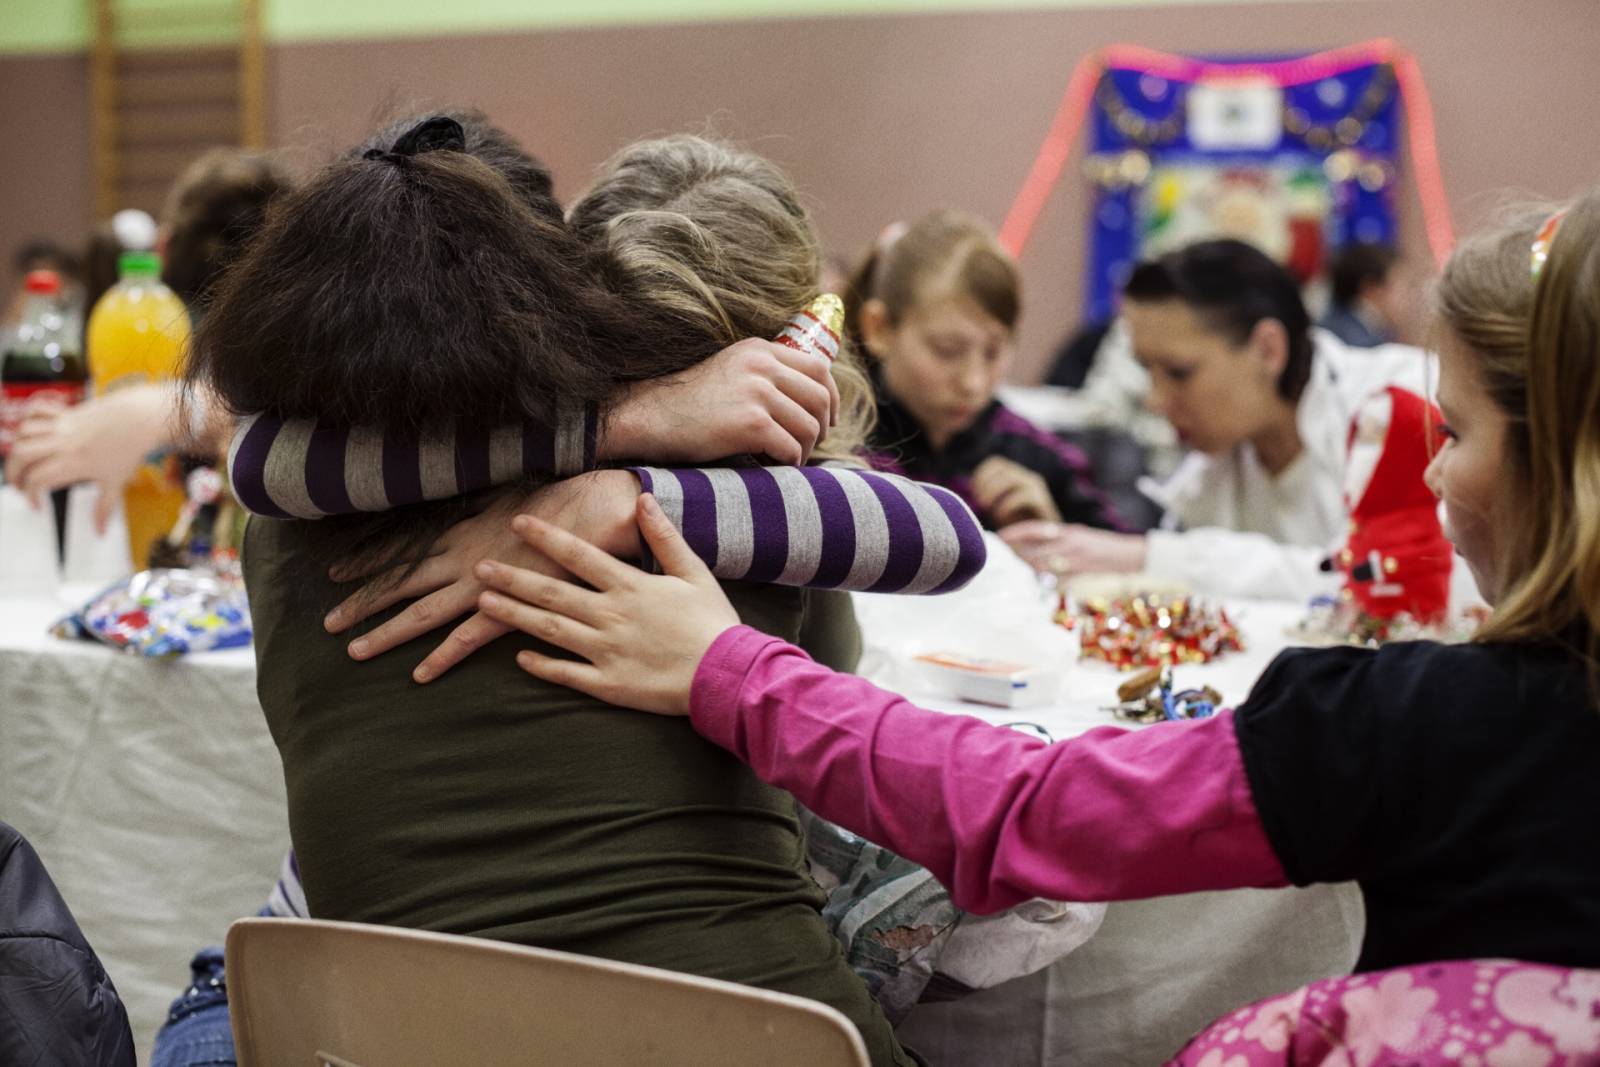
[
  {"x1": 1001, "y1": 238, "x2": 1432, "y2": 601},
  {"x1": 190, "y1": 115, "x2": 919, "y2": 1066}
]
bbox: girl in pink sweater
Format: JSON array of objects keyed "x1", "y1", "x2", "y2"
[{"x1": 472, "y1": 193, "x2": 1600, "y2": 1060}]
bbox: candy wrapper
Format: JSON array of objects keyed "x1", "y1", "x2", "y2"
[
  {"x1": 53, "y1": 568, "x2": 250, "y2": 657},
  {"x1": 1289, "y1": 593, "x2": 1487, "y2": 648},
  {"x1": 775, "y1": 294, "x2": 844, "y2": 363},
  {"x1": 1059, "y1": 589, "x2": 1242, "y2": 670},
  {"x1": 1104, "y1": 665, "x2": 1223, "y2": 724}
]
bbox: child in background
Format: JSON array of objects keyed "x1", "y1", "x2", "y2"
[
  {"x1": 846, "y1": 210, "x2": 1123, "y2": 532},
  {"x1": 474, "y1": 188, "x2": 1600, "y2": 1062},
  {"x1": 4, "y1": 151, "x2": 294, "y2": 533}
]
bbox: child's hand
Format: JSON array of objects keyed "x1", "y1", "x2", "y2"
[
  {"x1": 973, "y1": 456, "x2": 1062, "y2": 528},
  {"x1": 324, "y1": 470, "x2": 641, "y2": 684},
  {"x1": 1000, "y1": 521, "x2": 1148, "y2": 577},
  {"x1": 602, "y1": 338, "x2": 839, "y2": 466},
  {"x1": 475, "y1": 494, "x2": 739, "y2": 716},
  {"x1": 5, "y1": 385, "x2": 173, "y2": 533}
]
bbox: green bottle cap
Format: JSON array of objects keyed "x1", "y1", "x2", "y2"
[{"x1": 118, "y1": 251, "x2": 161, "y2": 278}]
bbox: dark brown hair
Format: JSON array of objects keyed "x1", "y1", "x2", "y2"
[
  {"x1": 160, "y1": 149, "x2": 295, "y2": 310},
  {"x1": 186, "y1": 112, "x2": 705, "y2": 580},
  {"x1": 1123, "y1": 238, "x2": 1314, "y2": 404},
  {"x1": 189, "y1": 112, "x2": 685, "y2": 438}
]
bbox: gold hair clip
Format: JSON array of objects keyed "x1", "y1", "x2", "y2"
[{"x1": 1531, "y1": 209, "x2": 1567, "y2": 281}]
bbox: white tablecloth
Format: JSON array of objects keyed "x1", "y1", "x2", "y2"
[
  {"x1": 852, "y1": 540, "x2": 1363, "y2": 1066},
  {"x1": 0, "y1": 542, "x2": 1360, "y2": 1066},
  {"x1": 0, "y1": 588, "x2": 290, "y2": 1061}
]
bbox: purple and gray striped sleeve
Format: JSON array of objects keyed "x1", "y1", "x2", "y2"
[
  {"x1": 632, "y1": 463, "x2": 986, "y2": 594},
  {"x1": 227, "y1": 405, "x2": 597, "y2": 520},
  {"x1": 228, "y1": 409, "x2": 986, "y2": 594}
]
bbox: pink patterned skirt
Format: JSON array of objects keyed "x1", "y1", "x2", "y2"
[{"x1": 1168, "y1": 961, "x2": 1600, "y2": 1066}]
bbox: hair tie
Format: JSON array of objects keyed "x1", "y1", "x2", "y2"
[
  {"x1": 1530, "y1": 209, "x2": 1567, "y2": 281},
  {"x1": 363, "y1": 115, "x2": 467, "y2": 165}
]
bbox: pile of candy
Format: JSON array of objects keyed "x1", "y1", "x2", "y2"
[
  {"x1": 53, "y1": 568, "x2": 250, "y2": 657},
  {"x1": 1105, "y1": 665, "x2": 1223, "y2": 724},
  {"x1": 1058, "y1": 590, "x2": 1243, "y2": 670}
]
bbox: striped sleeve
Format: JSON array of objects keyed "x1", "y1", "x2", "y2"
[
  {"x1": 631, "y1": 463, "x2": 986, "y2": 594},
  {"x1": 227, "y1": 404, "x2": 598, "y2": 518},
  {"x1": 263, "y1": 848, "x2": 307, "y2": 919}
]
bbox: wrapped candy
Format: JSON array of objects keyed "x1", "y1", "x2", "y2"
[
  {"x1": 1059, "y1": 590, "x2": 1242, "y2": 670},
  {"x1": 775, "y1": 293, "x2": 844, "y2": 363},
  {"x1": 53, "y1": 568, "x2": 250, "y2": 657},
  {"x1": 1105, "y1": 665, "x2": 1223, "y2": 724}
]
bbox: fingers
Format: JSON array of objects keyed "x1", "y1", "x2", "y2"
[
  {"x1": 91, "y1": 483, "x2": 117, "y2": 536},
  {"x1": 510, "y1": 514, "x2": 632, "y2": 591},
  {"x1": 763, "y1": 390, "x2": 823, "y2": 465},
  {"x1": 635, "y1": 494, "x2": 711, "y2": 582},
  {"x1": 514, "y1": 649, "x2": 610, "y2": 701},
  {"x1": 478, "y1": 589, "x2": 604, "y2": 660},
  {"x1": 756, "y1": 422, "x2": 804, "y2": 466},
  {"x1": 473, "y1": 559, "x2": 606, "y2": 627},
  {"x1": 767, "y1": 362, "x2": 833, "y2": 441},
  {"x1": 768, "y1": 340, "x2": 839, "y2": 427},
  {"x1": 6, "y1": 437, "x2": 63, "y2": 495},
  {"x1": 998, "y1": 520, "x2": 1061, "y2": 546},
  {"x1": 342, "y1": 580, "x2": 475, "y2": 660},
  {"x1": 411, "y1": 614, "x2": 512, "y2": 684},
  {"x1": 325, "y1": 556, "x2": 452, "y2": 633}
]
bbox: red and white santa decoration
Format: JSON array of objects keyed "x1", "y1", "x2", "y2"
[{"x1": 1334, "y1": 385, "x2": 1454, "y2": 624}]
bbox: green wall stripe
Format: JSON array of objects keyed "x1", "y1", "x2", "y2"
[{"x1": 1, "y1": 0, "x2": 1316, "y2": 55}]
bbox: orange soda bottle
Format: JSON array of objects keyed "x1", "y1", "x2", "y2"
[{"x1": 86, "y1": 251, "x2": 192, "y2": 567}]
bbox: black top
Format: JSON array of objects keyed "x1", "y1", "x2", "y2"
[
  {"x1": 1234, "y1": 638, "x2": 1600, "y2": 972},
  {"x1": 865, "y1": 367, "x2": 1123, "y2": 531}
]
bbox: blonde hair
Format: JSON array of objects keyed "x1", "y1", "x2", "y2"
[
  {"x1": 843, "y1": 209, "x2": 1021, "y2": 348},
  {"x1": 1435, "y1": 187, "x2": 1600, "y2": 654},
  {"x1": 569, "y1": 135, "x2": 874, "y2": 462}
]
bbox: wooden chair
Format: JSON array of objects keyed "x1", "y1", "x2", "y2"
[{"x1": 226, "y1": 917, "x2": 871, "y2": 1067}]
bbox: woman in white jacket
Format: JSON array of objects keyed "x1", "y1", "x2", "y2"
[{"x1": 1004, "y1": 239, "x2": 1432, "y2": 602}]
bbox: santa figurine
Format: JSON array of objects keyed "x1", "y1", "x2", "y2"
[{"x1": 1332, "y1": 385, "x2": 1454, "y2": 625}]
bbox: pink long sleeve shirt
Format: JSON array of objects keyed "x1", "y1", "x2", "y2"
[{"x1": 690, "y1": 626, "x2": 1289, "y2": 915}]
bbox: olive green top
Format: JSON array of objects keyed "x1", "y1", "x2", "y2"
[{"x1": 244, "y1": 519, "x2": 907, "y2": 1066}]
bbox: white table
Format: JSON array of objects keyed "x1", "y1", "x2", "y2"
[
  {"x1": 0, "y1": 543, "x2": 1360, "y2": 1066},
  {"x1": 0, "y1": 588, "x2": 290, "y2": 1062},
  {"x1": 851, "y1": 541, "x2": 1363, "y2": 1066}
]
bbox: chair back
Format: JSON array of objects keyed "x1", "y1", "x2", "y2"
[{"x1": 226, "y1": 917, "x2": 871, "y2": 1067}]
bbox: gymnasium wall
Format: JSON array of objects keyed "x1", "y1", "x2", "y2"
[{"x1": 2, "y1": 0, "x2": 1596, "y2": 379}]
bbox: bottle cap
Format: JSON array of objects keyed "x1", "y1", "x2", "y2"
[
  {"x1": 24, "y1": 270, "x2": 62, "y2": 295},
  {"x1": 118, "y1": 251, "x2": 162, "y2": 278}
]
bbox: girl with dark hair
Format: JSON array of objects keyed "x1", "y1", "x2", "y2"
[
  {"x1": 190, "y1": 115, "x2": 927, "y2": 1066},
  {"x1": 1002, "y1": 238, "x2": 1437, "y2": 602}
]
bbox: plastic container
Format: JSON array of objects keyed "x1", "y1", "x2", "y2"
[
  {"x1": 86, "y1": 252, "x2": 192, "y2": 567},
  {"x1": 1, "y1": 269, "x2": 87, "y2": 461},
  {"x1": 913, "y1": 651, "x2": 1059, "y2": 708}
]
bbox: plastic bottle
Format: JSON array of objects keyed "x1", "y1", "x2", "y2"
[
  {"x1": 86, "y1": 251, "x2": 192, "y2": 568},
  {"x1": 0, "y1": 269, "x2": 84, "y2": 578},
  {"x1": 1, "y1": 269, "x2": 87, "y2": 460}
]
